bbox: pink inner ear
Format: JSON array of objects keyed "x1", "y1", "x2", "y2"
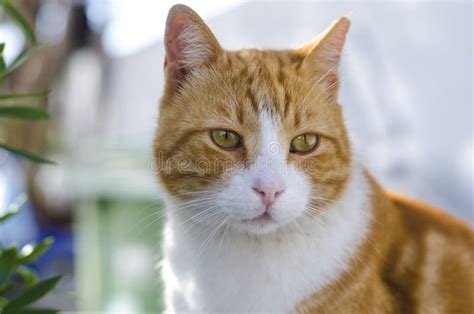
[
  {"x1": 163, "y1": 5, "x2": 221, "y2": 94},
  {"x1": 164, "y1": 12, "x2": 192, "y2": 93},
  {"x1": 165, "y1": 13, "x2": 189, "y2": 64}
]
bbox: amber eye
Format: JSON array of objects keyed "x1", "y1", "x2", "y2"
[
  {"x1": 210, "y1": 129, "x2": 241, "y2": 150},
  {"x1": 290, "y1": 133, "x2": 319, "y2": 154}
]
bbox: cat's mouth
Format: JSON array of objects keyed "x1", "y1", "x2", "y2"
[{"x1": 242, "y1": 211, "x2": 274, "y2": 224}]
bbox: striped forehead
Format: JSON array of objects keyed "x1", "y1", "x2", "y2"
[{"x1": 218, "y1": 51, "x2": 311, "y2": 131}]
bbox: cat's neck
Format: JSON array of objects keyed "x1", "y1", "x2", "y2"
[{"x1": 162, "y1": 163, "x2": 373, "y2": 312}]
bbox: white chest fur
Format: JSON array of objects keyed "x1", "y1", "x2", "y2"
[{"x1": 161, "y1": 166, "x2": 372, "y2": 313}]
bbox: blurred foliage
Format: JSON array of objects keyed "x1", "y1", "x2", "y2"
[
  {"x1": 0, "y1": 1, "x2": 60, "y2": 313},
  {"x1": 0, "y1": 0, "x2": 53, "y2": 164},
  {"x1": 0, "y1": 196, "x2": 61, "y2": 314}
]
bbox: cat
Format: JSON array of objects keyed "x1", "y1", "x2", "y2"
[{"x1": 154, "y1": 4, "x2": 474, "y2": 313}]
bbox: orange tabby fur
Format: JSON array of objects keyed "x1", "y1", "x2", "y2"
[
  {"x1": 154, "y1": 5, "x2": 474, "y2": 312},
  {"x1": 296, "y1": 175, "x2": 474, "y2": 313}
]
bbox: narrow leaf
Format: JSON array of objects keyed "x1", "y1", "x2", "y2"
[
  {"x1": 0, "y1": 143, "x2": 55, "y2": 164},
  {"x1": 2, "y1": 276, "x2": 61, "y2": 311},
  {"x1": 0, "y1": 106, "x2": 50, "y2": 120},
  {"x1": 0, "y1": 42, "x2": 6, "y2": 82},
  {"x1": 0, "y1": 193, "x2": 27, "y2": 224},
  {"x1": 0, "y1": 284, "x2": 15, "y2": 296},
  {"x1": 0, "y1": 56, "x2": 5, "y2": 73},
  {"x1": 0, "y1": 43, "x2": 5, "y2": 73},
  {"x1": 17, "y1": 266, "x2": 38, "y2": 285},
  {"x1": 0, "y1": 211, "x2": 17, "y2": 223},
  {"x1": 0, "y1": 45, "x2": 39, "y2": 81},
  {"x1": 0, "y1": 248, "x2": 17, "y2": 285},
  {"x1": 0, "y1": 296, "x2": 7, "y2": 309},
  {"x1": 0, "y1": 59, "x2": 5, "y2": 71},
  {"x1": 20, "y1": 238, "x2": 54, "y2": 263},
  {"x1": 0, "y1": 1, "x2": 37, "y2": 44},
  {"x1": 0, "y1": 90, "x2": 50, "y2": 100}
]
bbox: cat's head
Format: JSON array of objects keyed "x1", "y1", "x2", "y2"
[{"x1": 154, "y1": 4, "x2": 352, "y2": 235}]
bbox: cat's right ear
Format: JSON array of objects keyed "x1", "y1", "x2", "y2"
[{"x1": 164, "y1": 4, "x2": 222, "y2": 94}]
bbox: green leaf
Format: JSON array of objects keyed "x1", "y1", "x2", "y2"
[
  {"x1": 0, "y1": 1, "x2": 37, "y2": 44},
  {"x1": 0, "y1": 193, "x2": 27, "y2": 224},
  {"x1": 0, "y1": 296, "x2": 7, "y2": 310},
  {"x1": 0, "y1": 58, "x2": 5, "y2": 73},
  {"x1": 6, "y1": 308, "x2": 59, "y2": 314},
  {"x1": 16, "y1": 266, "x2": 37, "y2": 285},
  {"x1": 20, "y1": 238, "x2": 54, "y2": 263},
  {"x1": 0, "y1": 43, "x2": 5, "y2": 74},
  {"x1": 0, "y1": 247, "x2": 18, "y2": 285},
  {"x1": 2, "y1": 276, "x2": 61, "y2": 312},
  {"x1": 0, "y1": 90, "x2": 50, "y2": 100},
  {"x1": 0, "y1": 211, "x2": 18, "y2": 223},
  {"x1": 0, "y1": 283, "x2": 15, "y2": 296},
  {"x1": 0, "y1": 143, "x2": 55, "y2": 164},
  {"x1": 0, "y1": 106, "x2": 50, "y2": 120},
  {"x1": 0, "y1": 57, "x2": 5, "y2": 74},
  {"x1": 0, "y1": 45, "x2": 39, "y2": 81}
]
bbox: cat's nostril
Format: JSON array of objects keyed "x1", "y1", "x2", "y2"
[{"x1": 252, "y1": 186, "x2": 266, "y2": 196}]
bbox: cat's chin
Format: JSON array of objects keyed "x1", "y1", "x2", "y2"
[{"x1": 229, "y1": 216, "x2": 289, "y2": 235}]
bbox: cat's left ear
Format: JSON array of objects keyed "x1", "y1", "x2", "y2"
[
  {"x1": 300, "y1": 16, "x2": 350, "y2": 94},
  {"x1": 164, "y1": 4, "x2": 223, "y2": 94}
]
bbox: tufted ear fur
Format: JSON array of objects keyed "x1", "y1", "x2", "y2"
[
  {"x1": 164, "y1": 4, "x2": 223, "y2": 94},
  {"x1": 300, "y1": 17, "x2": 350, "y2": 95}
]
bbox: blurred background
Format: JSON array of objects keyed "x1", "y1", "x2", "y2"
[{"x1": 0, "y1": 0, "x2": 472, "y2": 312}]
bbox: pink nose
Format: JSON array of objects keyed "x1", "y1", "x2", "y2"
[{"x1": 252, "y1": 181, "x2": 285, "y2": 208}]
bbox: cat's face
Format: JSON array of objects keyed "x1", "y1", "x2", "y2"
[{"x1": 154, "y1": 5, "x2": 351, "y2": 235}]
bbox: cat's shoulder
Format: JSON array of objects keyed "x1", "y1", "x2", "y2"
[
  {"x1": 386, "y1": 190, "x2": 474, "y2": 243},
  {"x1": 380, "y1": 191, "x2": 474, "y2": 312}
]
